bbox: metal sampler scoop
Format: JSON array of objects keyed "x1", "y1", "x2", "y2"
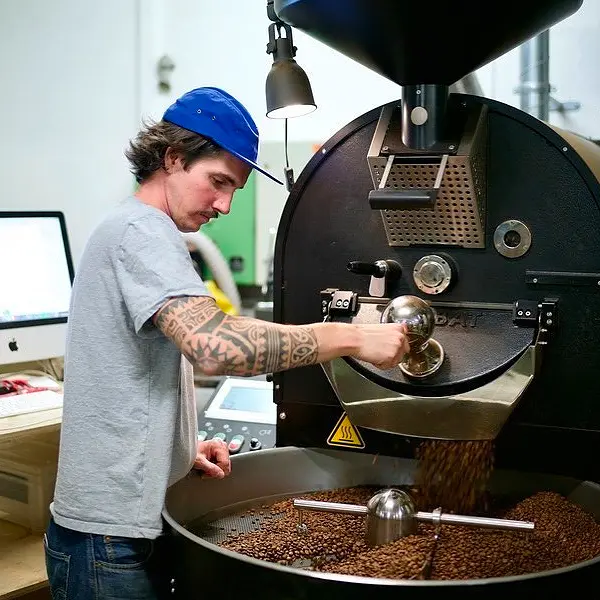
[{"x1": 293, "y1": 488, "x2": 535, "y2": 547}]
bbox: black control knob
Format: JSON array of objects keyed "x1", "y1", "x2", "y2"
[{"x1": 249, "y1": 437, "x2": 262, "y2": 451}]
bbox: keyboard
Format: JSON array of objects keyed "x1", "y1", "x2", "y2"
[{"x1": 0, "y1": 390, "x2": 63, "y2": 418}]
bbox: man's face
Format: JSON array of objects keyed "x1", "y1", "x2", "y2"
[{"x1": 164, "y1": 151, "x2": 251, "y2": 232}]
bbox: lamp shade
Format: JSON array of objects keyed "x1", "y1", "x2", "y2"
[{"x1": 266, "y1": 58, "x2": 316, "y2": 119}]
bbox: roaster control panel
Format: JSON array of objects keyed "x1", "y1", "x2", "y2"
[{"x1": 197, "y1": 377, "x2": 276, "y2": 454}]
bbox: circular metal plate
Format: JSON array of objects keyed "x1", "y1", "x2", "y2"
[
  {"x1": 399, "y1": 338, "x2": 444, "y2": 378},
  {"x1": 493, "y1": 220, "x2": 532, "y2": 258},
  {"x1": 413, "y1": 255, "x2": 453, "y2": 294}
]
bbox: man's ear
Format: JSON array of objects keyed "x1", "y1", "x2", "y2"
[{"x1": 164, "y1": 147, "x2": 181, "y2": 173}]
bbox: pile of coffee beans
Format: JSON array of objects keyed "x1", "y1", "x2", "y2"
[
  {"x1": 217, "y1": 486, "x2": 600, "y2": 580},
  {"x1": 414, "y1": 439, "x2": 495, "y2": 513}
]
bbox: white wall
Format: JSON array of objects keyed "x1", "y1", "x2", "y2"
[
  {"x1": 0, "y1": 0, "x2": 139, "y2": 264},
  {"x1": 476, "y1": 2, "x2": 600, "y2": 137},
  {"x1": 1, "y1": 0, "x2": 598, "y2": 278},
  {"x1": 139, "y1": 1, "x2": 402, "y2": 142}
]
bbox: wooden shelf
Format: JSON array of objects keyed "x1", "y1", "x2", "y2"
[
  {"x1": 0, "y1": 414, "x2": 61, "y2": 598},
  {"x1": 0, "y1": 521, "x2": 47, "y2": 599},
  {"x1": 0, "y1": 410, "x2": 61, "y2": 441}
]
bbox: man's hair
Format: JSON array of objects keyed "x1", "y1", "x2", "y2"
[{"x1": 125, "y1": 119, "x2": 223, "y2": 183}]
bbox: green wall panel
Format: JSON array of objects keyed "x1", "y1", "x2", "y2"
[{"x1": 201, "y1": 171, "x2": 256, "y2": 285}]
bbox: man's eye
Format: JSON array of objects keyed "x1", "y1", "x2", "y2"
[{"x1": 212, "y1": 177, "x2": 226, "y2": 187}]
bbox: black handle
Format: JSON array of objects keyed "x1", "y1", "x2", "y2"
[
  {"x1": 347, "y1": 260, "x2": 402, "y2": 280},
  {"x1": 368, "y1": 189, "x2": 437, "y2": 210},
  {"x1": 347, "y1": 261, "x2": 380, "y2": 276}
]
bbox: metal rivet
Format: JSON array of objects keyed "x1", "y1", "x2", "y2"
[
  {"x1": 279, "y1": 412, "x2": 286, "y2": 420},
  {"x1": 533, "y1": 278, "x2": 538, "y2": 284},
  {"x1": 196, "y1": 109, "x2": 202, "y2": 113},
  {"x1": 562, "y1": 146, "x2": 568, "y2": 152}
]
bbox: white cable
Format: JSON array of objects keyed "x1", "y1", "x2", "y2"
[{"x1": 182, "y1": 231, "x2": 242, "y2": 313}]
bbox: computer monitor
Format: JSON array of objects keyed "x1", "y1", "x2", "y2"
[{"x1": 0, "y1": 211, "x2": 74, "y2": 366}]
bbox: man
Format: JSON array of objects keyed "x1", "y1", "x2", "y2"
[{"x1": 44, "y1": 87, "x2": 410, "y2": 599}]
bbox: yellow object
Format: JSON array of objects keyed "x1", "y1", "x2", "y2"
[
  {"x1": 327, "y1": 413, "x2": 365, "y2": 449},
  {"x1": 205, "y1": 280, "x2": 238, "y2": 315}
]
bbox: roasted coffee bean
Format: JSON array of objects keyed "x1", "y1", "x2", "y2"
[
  {"x1": 215, "y1": 487, "x2": 600, "y2": 580},
  {"x1": 414, "y1": 440, "x2": 495, "y2": 513}
]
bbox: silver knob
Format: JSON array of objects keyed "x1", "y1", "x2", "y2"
[
  {"x1": 380, "y1": 295, "x2": 444, "y2": 377},
  {"x1": 366, "y1": 488, "x2": 417, "y2": 545}
]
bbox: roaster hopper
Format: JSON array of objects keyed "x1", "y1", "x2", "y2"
[{"x1": 163, "y1": 0, "x2": 600, "y2": 596}]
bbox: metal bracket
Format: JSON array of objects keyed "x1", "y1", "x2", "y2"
[
  {"x1": 526, "y1": 270, "x2": 600, "y2": 287},
  {"x1": 513, "y1": 298, "x2": 558, "y2": 347},
  {"x1": 537, "y1": 299, "x2": 558, "y2": 346}
]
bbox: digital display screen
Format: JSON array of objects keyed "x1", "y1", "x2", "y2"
[
  {"x1": 220, "y1": 387, "x2": 273, "y2": 412},
  {"x1": 205, "y1": 378, "x2": 276, "y2": 424},
  {"x1": 0, "y1": 215, "x2": 72, "y2": 325}
]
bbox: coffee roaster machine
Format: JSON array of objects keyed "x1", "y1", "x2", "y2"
[{"x1": 163, "y1": 0, "x2": 600, "y2": 596}]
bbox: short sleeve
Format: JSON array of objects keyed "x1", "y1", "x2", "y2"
[{"x1": 116, "y1": 215, "x2": 210, "y2": 335}]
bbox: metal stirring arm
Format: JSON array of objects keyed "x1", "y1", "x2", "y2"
[
  {"x1": 292, "y1": 496, "x2": 534, "y2": 544},
  {"x1": 294, "y1": 499, "x2": 368, "y2": 516},
  {"x1": 415, "y1": 510, "x2": 535, "y2": 532},
  {"x1": 294, "y1": 499, "x2": 367, "y2": 533}
]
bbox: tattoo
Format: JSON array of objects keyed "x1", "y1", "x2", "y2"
[{"x1": 155, "y1": 297, "x2": 319, "y2": 376}]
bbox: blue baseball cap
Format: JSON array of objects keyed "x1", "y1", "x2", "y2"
[{"x1": 162, "y1": 87, "x2": 283, "y2": 185}]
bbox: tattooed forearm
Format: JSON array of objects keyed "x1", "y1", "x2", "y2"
[{"x1": 154, "y1": 296, "x2": 319, "y2": 376}]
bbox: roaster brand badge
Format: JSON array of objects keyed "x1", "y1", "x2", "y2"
[{"x1": 327, "y1": 413, "x2": 365, "y2": 449}]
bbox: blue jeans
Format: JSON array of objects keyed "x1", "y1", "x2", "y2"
[{"x1": 44, "y1": 516, "x2": 172, "y2": 600}]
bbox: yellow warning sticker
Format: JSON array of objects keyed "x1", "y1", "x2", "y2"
[{"x1": 327, "y1": 413, "x2": 365, "y2": 449}]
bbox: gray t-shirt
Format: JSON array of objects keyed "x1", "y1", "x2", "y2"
[{"x1": 50, "y1": 196, "x2": 209, "y2": 538}]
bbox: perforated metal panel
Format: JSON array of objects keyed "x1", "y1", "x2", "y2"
[
  {"x1": 368, "y1": 111, "x2": 487, "y2": 248},
  {"x1": 192, "y1": 507, "x2": 285, "y2": 544}
]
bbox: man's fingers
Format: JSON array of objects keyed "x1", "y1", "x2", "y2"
[
  {"x1": 194, "y1": 455, "x2": 225, "y2": 479},
  {"x1": 193, "y1": 439, "x2": 232, "y2": 479},
  {"x1": 212, "y1": 442, "x2": 232, "y2": 475}
]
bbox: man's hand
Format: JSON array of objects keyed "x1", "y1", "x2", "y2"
[
  {"x1": 193, "y1": 439, "x2": 231, "y2": 479},
  {"x1": 352, "y1": 322, "x2": 411, "y2": 370}
]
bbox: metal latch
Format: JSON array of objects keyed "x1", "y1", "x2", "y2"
[
  {"x1": 320, "y1": 288, "x2": 359, "y2": 321},
  {"x1": 512, "y1": 298, "x2": 558, "y2": 345}
]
